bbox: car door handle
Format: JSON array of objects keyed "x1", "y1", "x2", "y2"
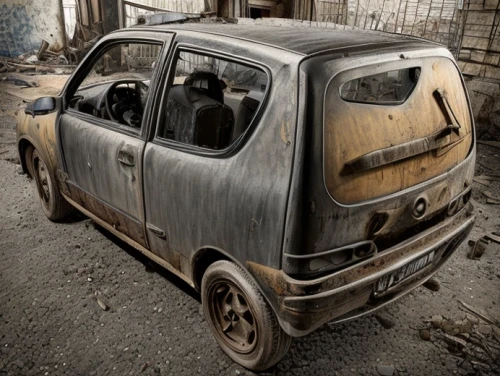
[
  {"x1": 146, "y1": 223, "x2": 166, "y2": 239},
  {"x1": 118, "y1": 150, "x2": 135, "y2": 166}
]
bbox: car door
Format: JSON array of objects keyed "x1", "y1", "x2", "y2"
[
  {"x1": 142, "y1": 42, "x2": 294, "y2": 279},
  {"x1": 57, "y1": 31, "x2": 173, "y2": 247}
]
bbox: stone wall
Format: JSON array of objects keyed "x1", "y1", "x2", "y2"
[{"x1": 0, "y1": 0, "x2": 66, "y2": 57}]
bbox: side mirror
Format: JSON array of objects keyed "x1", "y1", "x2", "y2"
[{"x1": 25, "y1": 97, "x2": 57, "y2": 117}]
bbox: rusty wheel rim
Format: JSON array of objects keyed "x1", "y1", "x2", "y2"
[
  {"x1": 34, "y1": 156, "x2": 52, "y2": 208},
  {"x1": 208, "y1": 280, "x2": 257, "y2": 353}
]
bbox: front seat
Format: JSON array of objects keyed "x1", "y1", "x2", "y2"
[
  {"x1": 163, "y1": 72, "x2": 234, "y2": 150},
  {"x1": 184, "y1": 71, "x2": 225, "y2": 104}
]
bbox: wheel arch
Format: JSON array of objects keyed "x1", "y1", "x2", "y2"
[
  {"x1": 18, "y1": 137, "x2": 37, "y2": 178},
  {"x1": 191, "y1": 247, "x2": 231, "y2": 291}
]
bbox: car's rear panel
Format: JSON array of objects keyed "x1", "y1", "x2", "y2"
[
  {"x1": 324, "y1": 55, "x2": 472, "y2": 204},
  {"x1": 282, "y1": 44, "x2": 475, "y2": 273},
  {"x1": 256, "y1": 44, "x2": 476, "y2": 336}
]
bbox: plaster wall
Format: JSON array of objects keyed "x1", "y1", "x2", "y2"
[{"x1": 0, "y1": 0, "x2": 65, "y2": 57}]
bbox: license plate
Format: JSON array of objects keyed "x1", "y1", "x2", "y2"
[{"x1": 374, "y1": 250, "x2": 435, "y2": 295}]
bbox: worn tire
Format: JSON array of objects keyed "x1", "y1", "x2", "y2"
[
  {"x1": 202, "y1": 260, "x2": 292, "y2": 371},
  {"x1": 24, "y1": 145, "x2": 35, "y2": 178},
  {"x1": 31, "y1": 149, "x2": 71, "y2": 221}
]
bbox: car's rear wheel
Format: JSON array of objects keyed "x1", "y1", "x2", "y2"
[
  {"x1": 201, "y1": 260, "x2": 292, "y2": 371},
  {"x1": 31, "y1": 149, "x2": 71, "y2": 221}
]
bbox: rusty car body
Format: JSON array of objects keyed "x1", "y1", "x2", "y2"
[{"x1": 17, "y1": 22, "x2": 475, "y2": 370}]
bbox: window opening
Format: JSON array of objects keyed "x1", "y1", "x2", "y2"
[
  {"x1": 340, "y1": 67, "x2": 420, "y2": 105},
  {"x1": 68, "y1": 42, "x2": 162, "y2": 130},
  {"x1": 158, "y1": 50, "x2": 268, "y2": 151}
]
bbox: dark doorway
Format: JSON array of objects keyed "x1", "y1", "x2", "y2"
[
  {"x1": 217, "y1": 0, "x2": 230, "y2": 17},
  {"x1": 249, "y1": 7, "x2": 270, "y2": 18}
]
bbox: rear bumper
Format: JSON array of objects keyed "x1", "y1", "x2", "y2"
[{"x1": 247, "y1": 207, "x2": 475, "y2": 337}]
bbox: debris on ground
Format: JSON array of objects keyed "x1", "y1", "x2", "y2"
[
  {"x1": 483, "y1": 190, "x2": 500, "y2": 204},
  {"x1": 457, "y1": 300, "x2": 499, "y2": 327},
  {"x1": 423, "y1": 277, "x2": 441, "y2": 291},
  {"x1": 421, "y1": 302, "x2": 500, "y2": 375},
  {"x1": 485, "y1": 233, "x2": 500, "y2": 244},
  {"x1": 473, "y1": 174, "x2": 500, "y2": 186},
  {"x1": 1, "y1": 76, "x2": 38, "y2": 88},
  {"x1": 467, "y1": 237, "x2": 490, "y2": 259},
  {"x1": 37, "y1": 40, "x2": 50, "y2": 61},
  {"x1": 95, "y1": 291, "x2": 110, "y2": 311},
  {"x1": 419, "y1": 328, "x2": 431, "y2": 341},
  {"x1": 474, "y1": 176, "x2": 492, "y2": 186},
  {"x1": 96, "y1": 297, "x2": 108, "y2": 311},
  {"x1": 140, "y1": 362, "x2": 149, "y2": 372},
  {"x1": 24, "y1": 55, "x2": 38, "y2": 64},
  {"x1": 477, "y1": 140, "x2": 500, "y2": 149},
  {"x1": 0, "y1": 61, "x2": 16, "y2": 73},
  {"x1": 374, "y1": 312, "x2": 396, "y2": 329},
  {"x1": 0, "y1": 60, "x2": 74, "y2": 75},
  {"x1": 0, "y1": 40, "x2": 77, "y2": 77},
  {"x1": 376, "y1": 364, "x2": 395, "y2": 376}
]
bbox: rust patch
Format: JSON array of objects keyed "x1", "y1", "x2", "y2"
[
  {"x1": 18, "y1": 110, "x2": 59, "y2": 171},
  {"x1": 250, "y1": 208, "x2": 474, "y2": 299},
  {"x1": 67, "y1": 182, "x2": 147, "y2": 248},
  {"x1": 248, "y1": 211, "x2": 474, "y2": 336},
  {"x1": 324, "y1": 57, "x2": 473, "y2": 204},
  {"x1": 280, "y1": 120, "x2": 291, "y2": 145}
]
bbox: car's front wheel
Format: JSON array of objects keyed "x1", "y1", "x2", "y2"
[
  {"x1": 202, "y1": 260, "x2": 292, "y2": 371},
  {"x1": 31, "y1": 149, "x2": 71, "y2": 221}
]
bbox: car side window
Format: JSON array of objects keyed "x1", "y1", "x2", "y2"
[
  {"x1": 68, "y1": 42, "x2": 162, "y2": 130},
  {"x1": 157, "y1": 50, "x2": 268, "y2": 150}
]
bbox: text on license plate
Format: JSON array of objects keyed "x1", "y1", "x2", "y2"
[{"x1": 374, "y1": 250, "x2": 435, "y2": 295}]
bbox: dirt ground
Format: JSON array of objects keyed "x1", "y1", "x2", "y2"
[{"x1": 0, "y1": 76, "x2": 499, "y2": 376}]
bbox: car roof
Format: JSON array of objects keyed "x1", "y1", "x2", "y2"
[{"x1": 147, "y1": 22, "x2": 438, "y2": 56}]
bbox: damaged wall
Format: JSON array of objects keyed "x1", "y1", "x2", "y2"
[
  {"x1": 466, "y1": 78, "x2": 500, "y2": 140},
  {"x1": 298, "y1": 0, "x2": 462, "y2": 51},
  {"x1": 0, "y1": 0, "x2": 66, "y2": 57},
  {"x1": 457, "y1": 0, "x2": 500, "y2": 80}
]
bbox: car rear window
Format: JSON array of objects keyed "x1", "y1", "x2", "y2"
[{"x1": 339, "y1": 67, "x2": 420, "y2": 105}]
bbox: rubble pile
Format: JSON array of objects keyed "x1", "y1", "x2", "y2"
[
  {"x1": 0, "y1": 39, "x2": 77, "y2": 76},
  {"x1": 420, "y1": 301, "x2": 500, "y2": 374}
]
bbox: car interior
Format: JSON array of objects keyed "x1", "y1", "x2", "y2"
[
  {"x1": 68, "y1": 43, "x2": 159, "y2": 129},
  {"x1": 159, "y1": 52, "x2": 267, "y2": 150}
]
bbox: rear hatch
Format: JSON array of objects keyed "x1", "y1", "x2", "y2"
[{"x1": 324, "y1": 53, "x2": 473, "y2": 204}]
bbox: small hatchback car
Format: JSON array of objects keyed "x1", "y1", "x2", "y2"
[{"x1": 17, "y1": 21, "x2": 475, "y2": 370}]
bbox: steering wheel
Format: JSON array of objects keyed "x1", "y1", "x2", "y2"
[{"x1": 102, "y1": 79, "x2": 146, "y2": 125}]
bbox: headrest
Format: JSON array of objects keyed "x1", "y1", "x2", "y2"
[{"x1": 185, "y1": 71, "x2": 224, "y2": 103}]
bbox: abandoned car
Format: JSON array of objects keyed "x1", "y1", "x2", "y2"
[{"x1": 17, "y1": 22, "x2": 475, "y2": 370}]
